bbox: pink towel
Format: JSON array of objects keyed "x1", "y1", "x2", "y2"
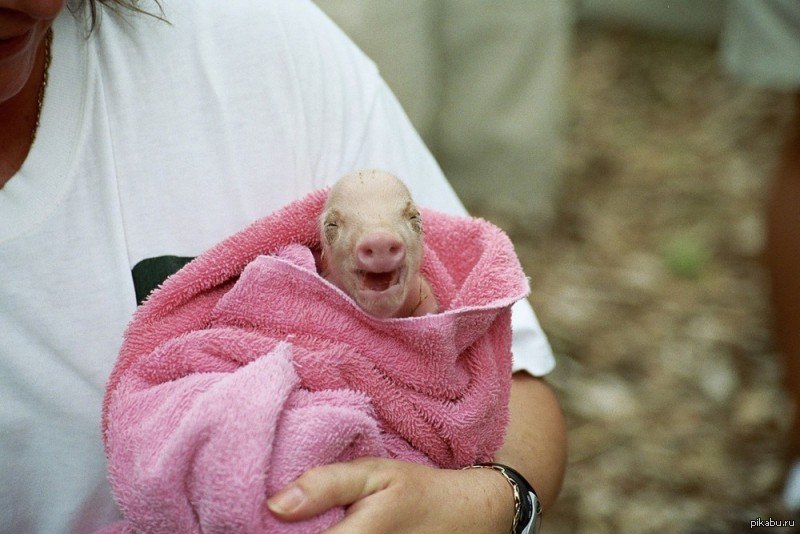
[{"x1": 102, "y1": 188, "x2": 529, "y2": 532}]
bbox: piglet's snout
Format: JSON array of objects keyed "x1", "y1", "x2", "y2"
[{"x1": 356, "y1": 231, "x2": 406, "y2": 273}]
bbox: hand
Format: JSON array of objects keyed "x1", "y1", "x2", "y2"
[{"x1": 267, "y1": 457, "x2": 515, "y2": 533}]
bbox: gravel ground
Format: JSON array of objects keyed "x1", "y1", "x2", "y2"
[{"x1": 472, "y1": 25, "x2": 798, "y2": 533}]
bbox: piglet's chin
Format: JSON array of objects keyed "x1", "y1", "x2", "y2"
[{"x1": 355, "y1": 285, "x2": 406, "y2": 318}]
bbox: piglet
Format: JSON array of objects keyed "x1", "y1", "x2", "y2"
[{"x1": 319, "y1": 170, "x2": 438, "y2": 318}]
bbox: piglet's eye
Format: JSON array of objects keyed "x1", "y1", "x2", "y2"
[
  {"x1": 324, "y1": 222, "x2": 339, "y2": 244},
  {"x1": 409, "y1": 212, "x2": 422, "y2": 234}
]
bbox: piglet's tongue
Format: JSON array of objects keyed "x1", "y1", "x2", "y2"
[{"x1": 359, "y1": 270, "x2": 398, "y2": 291}]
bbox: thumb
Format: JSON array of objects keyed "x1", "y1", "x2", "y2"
[{"x1": 267, "y1": 458, "x2": 389, "y2": 521}]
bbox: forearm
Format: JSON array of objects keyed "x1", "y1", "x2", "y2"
[{"x1": 494, "y1": 371, "x2": 568, "y2": 511}]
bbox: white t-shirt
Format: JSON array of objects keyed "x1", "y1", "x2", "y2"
[{"x1": 0, "y1": 2, "x2": 554, "y2": 531}]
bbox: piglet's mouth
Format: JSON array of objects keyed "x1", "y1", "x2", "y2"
[{"x1": 356, "y1": 269, "x2": 402, "y2": 292}]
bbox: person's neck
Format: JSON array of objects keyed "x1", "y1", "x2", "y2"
[{"x1": 0, "y1": 39, "x2": 48, "y2": 189}]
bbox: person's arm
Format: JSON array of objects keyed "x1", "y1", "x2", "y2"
[
  {"x1": 267, "y1": 371, "x2": 567, "y2": 533},
  {"x1": 496, "y1": 372, "x2": 568, "y2": 511}
]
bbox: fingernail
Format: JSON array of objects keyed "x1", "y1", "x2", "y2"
[{"x1": 268, "y1": 486, "x2": 306, "y2": 514}]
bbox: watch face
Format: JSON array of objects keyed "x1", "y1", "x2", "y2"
[{"x1": 522, "y1": 490, "x2": 542, "y2": 534}]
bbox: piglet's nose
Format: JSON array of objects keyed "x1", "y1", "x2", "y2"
[{"x1": 356, "y1": 232, "x2": 406, "y2": 272}]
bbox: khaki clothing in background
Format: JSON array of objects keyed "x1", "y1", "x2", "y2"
[
  {"x1": 314, "y1": 0, "x2": 574, "y2": 232},
  {"x1": 721, "y1": 0, "x2": 800, "y2": 90}
]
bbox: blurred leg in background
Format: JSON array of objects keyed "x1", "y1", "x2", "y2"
[
  {"x1": 769, "y1": 96, "x2": 800, "y2": 509},
  {"x1": 721, "y1": 0, "x2": 800, "y2": 511},
  {"x1": 314, "y1": 0, "x2": 574, "y2": 236},
  {"x1": 312, "y1": 1, "x2": 440, "y2": 140}
]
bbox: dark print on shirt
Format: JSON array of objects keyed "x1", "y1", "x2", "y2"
[{"x1": 132, "y1": 255, "x2": 195, "y2": 305}]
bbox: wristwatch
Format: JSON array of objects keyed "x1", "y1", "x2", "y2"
[{"x1": 464, "y1": 463, "x2": 542, "y2": 534}]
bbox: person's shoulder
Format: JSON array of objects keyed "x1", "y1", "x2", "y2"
[
  {"x1": 247, "y1": 0, "x2": 378, "y2": 72},
  {"x1": 147, "y1": 1, "x2": 376, "y2": 74},
  {"x1": 99, "y1": 1, "x2": 343, "y2": 46},
  {"x1": 162, "y1": 1, "x2": 364, "y2": 50}
]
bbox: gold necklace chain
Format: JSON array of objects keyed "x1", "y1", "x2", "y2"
[{"x1": 30, "y1": 27, "x2": 53, "y2": 146}]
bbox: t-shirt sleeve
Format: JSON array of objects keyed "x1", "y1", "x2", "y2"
[{"x1": 277, "y1": 0, "x2": 555, "y2": 375}]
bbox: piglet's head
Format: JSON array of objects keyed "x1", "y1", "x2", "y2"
[{"x1": 319, "y1": 170, "x2": 425, "y2": 318}]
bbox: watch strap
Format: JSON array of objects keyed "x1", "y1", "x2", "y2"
[{"x1": 463, "y1": 463, "x2": 542, "y2": 534}]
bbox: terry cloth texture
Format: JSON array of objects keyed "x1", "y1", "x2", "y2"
[{"x1": 102, "y1": 188, "x2": 530, "y2": 532}]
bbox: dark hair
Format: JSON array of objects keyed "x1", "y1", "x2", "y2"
[{"x1": 75, "y1": 0, "x2": 166, "y2": 31}]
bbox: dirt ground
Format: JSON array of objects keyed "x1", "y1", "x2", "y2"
[{"x1": 471, "y1": 24, "x2": 798, "y2": 533}]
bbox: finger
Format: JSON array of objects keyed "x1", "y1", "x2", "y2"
[{"x1": 267, "y1": 458, "x2": 390, "y2": 521}]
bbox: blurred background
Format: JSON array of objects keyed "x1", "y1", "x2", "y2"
[{"x1": 314, "y1": 1, "x2": 797, "y2": 531}]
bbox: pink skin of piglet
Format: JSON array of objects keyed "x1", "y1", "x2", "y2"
[{"x1": 319, "y1": 170, "x2": 438, "y2": 319}]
